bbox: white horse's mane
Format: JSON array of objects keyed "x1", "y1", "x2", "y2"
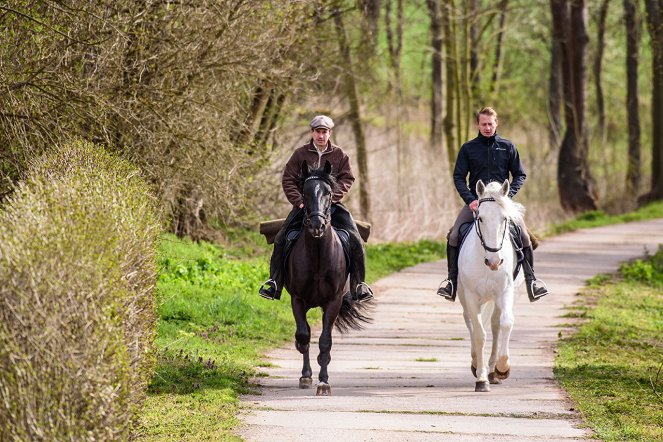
[{"x1": 481, "y1": 181, "x2": 525, "y2": 223}]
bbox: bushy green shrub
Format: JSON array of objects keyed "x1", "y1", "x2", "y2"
[{"x1": 0, "y1": 140, "x2": 159, "y2": 440}]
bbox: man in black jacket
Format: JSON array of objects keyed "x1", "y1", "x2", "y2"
[{"x1": 437, "y1": 107, "x2": 548, "y2": 302}]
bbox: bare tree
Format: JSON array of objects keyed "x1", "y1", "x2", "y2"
[
  {"x1": 550, "y1": 0, "x2": 598, "y2": 212},
  {"x1": 490, "y1": 0, "x2": 510, "y2": 95},
  {"x1": 442, "y1": 0, "x2": 458, "y2": 170},
  {"x1": 333, "y1": 4, "x2": 371, "y2": 220},
  {"x1": 644, "y1": 0, "x2": 663, "y2": 201},
  {"x1": 427, "y1": 0, "x2": 444, "y2": 152},
  {"x1": 624, "y1": 0, "x2": 641, "y2": 199},
  {"x1": 548, "y1": 27, "x2": 563, "y2": 152},
  {"x1": 594, "y1": 0, "x2": 610, "y2": 143}
]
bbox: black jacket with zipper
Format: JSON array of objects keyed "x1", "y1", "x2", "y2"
[{"x1": 453, "y1": 132, "x2": 526, "y2": 205}]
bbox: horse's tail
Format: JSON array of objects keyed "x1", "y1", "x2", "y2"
[{"x1": 334, "y1": 293, "x2": 374, "y2": 334}]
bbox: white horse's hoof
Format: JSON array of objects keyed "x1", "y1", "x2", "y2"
[
  {"x1": 475, "y1": 381, "x2": 490, "y2": 392},
  {"x1": 316, "y1": 382, "x2": 332, "y2": 396},
  {"x1": 488, "y1": 372, "x2": 502, "y2": 384},
  {"x1": 299, "y1": 377, "x2": 313, "y2": 389},
  {"x1": 495, "y1": 366, "x2": 510, "y2": 380}
]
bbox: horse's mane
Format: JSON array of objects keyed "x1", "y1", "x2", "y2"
[
  {"x1": 481, "y1": 181, "x2": 525, "y2": 223},
  {"x1": 298, "y1": 165, "x2": 339, "y2": 193}
]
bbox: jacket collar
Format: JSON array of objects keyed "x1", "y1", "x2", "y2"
[
  {"x1": 308, "y1": 139, "x2": 333, "y2": 153},
  {"x1": 477, "y1": 132, "x2": 498, "y2": 144}
]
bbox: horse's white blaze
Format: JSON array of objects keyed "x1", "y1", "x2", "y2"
[{"x1": 457, "y1": 180, "x2": 525, "y2": 389}]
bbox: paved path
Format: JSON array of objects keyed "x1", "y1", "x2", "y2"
[{"x1": 238, "y1": 219, "x2": 663, "y2": 441}]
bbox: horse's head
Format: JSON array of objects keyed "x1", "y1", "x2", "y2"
[
  {"x1": 475, "y1": 180, "x2": 524, "y2": 271},
  {"x1": 299, "y1": 160, "x2": 338, "y2": 238}
]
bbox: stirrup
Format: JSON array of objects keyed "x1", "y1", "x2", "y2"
[
  {"x1": 527, "y1": 277, "x2": 549, "y2": 302},
  {"x1": 258, "y1": 279, "x2": 280, "y2": 300},
  {"x1": 436, "y1": 279, "x2": 455, "y2": 301},
  {"x1": 353, "y1": 282, "x2": 374, "y2": 303}
]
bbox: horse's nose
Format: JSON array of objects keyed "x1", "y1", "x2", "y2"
[
  {"x1": 309, "y1": 216, "x2": 326, "y2": 238},
  {"x1": 484, "y1": 257, "x2": 503, "y2": 271}
]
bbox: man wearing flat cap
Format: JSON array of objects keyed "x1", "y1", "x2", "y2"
[{"x1": 259, "y1": 115, "x2": 373, "y2": 303}]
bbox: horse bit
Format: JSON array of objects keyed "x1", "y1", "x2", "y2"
[
  {"x1": 474, "y1": 197, "x2": 508, "y2": 253},
  {"x1": 303, "y1": 175, "x2": 331, "y2": 225}
]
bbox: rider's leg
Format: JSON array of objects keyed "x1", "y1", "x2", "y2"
[
  {"x1": 331, "y1": 203, "x2": 373, "y2": 302},
  {"x1": 517, "y1": 219, "x2": 549, "y2": 302},
  {"x1": 437, "y1": 205, "x2": 473, "y2": 301},
  {"x1": 259, "y1": 207, "x2": 303, "y2": 300}
]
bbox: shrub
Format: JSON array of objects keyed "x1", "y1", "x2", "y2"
[{"x1": 0, "y1": 140, "x2": 159, "y2": 440}]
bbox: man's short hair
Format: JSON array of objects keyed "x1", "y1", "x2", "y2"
[{"x1": 476, "y1": 107, "x2": 498, "y2": 123}]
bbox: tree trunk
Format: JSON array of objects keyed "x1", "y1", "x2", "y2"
[
  {"x1": 594, "y1": 0, "x2": 610, "y2": 143},
  {"x1": 490, "y1": 0, "x2": 509, "y2": 95},
  {"x1": 359, "y1": 0, "x2": 381, "y2": 55},
  {"x1": 550, "y1": 0, "x2": 598, "y2": 212},
  {"x1": 442, "y1": 0, "x2": 458, "y2": 171},
  {"x1": 427, "y1": 0, "x2": 444, "y2": 152},
  {"x1": 333, "y1": 7, "x2": 371, "y2": 220},
  {"x1": 469, "y1": 0, "x2": 481, "y2": 102},
  {"x1": 548, "y1": 28, "x2": 563, "y2": 152},
  {"x1": 645, "y1": 0, "x2": 663, "y2": 201},
  {"x1": 624, "y1": 0, "x2": 641, "y2": 198}
]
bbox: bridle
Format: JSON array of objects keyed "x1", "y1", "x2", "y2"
[
  {"x1": 474, "y1": 197, "x2": 508, "y2": 253},
  {"x1": 303, "y1": 175, "x2": 331, "y2": 226}
]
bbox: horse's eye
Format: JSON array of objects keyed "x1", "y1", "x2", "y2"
[{"x1": 478, "y1": 217, "x2": 483, "y2": 223}]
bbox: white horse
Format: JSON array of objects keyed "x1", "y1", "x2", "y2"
[{"x1": 457, "y1": 179, "x2": 525, "y2": 392}]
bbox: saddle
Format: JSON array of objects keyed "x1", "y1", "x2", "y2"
[
  {"x1": 458, "y1": 220, "x2": 525, "y2": 279},
  {"x1": 283, "y1": 227, "x2": 352, "y2": 275}
]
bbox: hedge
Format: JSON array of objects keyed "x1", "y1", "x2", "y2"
[{"x1": 0, "y1": 140, "x2": 159, "y2": 440}]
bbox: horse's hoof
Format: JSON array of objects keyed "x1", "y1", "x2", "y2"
[
  {"x1": 475, "y1": 381, "x2": 490, "y2": 392},
  {"x1": 299, "y1": 377, "x2": 313, "y2": 389},
  {"x1": 495, "y1": 366, "x2": 510, "y2": 380},
  {"x1": 488, "y1": 372, "x2": 502, "y2": 384},
  {"x1": 316, "y1": 382, "x2": 332, "y2": 396},
  {"x1": 471, "y1": 365, "x2": 477, "y2": 378}
]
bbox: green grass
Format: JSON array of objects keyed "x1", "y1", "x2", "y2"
[
  {"x1": 554, "y1": 247, "x2": 663, "y2": 442},
  {"x1": 136, "y1": 232, "x2": 445, "y2": 440},
  {"x1": 546, "y1": 201, "x2": 663, "y2": 236}
]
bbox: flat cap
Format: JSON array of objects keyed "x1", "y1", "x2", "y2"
[{"x1": 310, "y1": 115, "x2": 334, "y2": 130}]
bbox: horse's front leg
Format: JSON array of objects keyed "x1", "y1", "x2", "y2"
[
  {"x1": 493, "y1": 288, "x2": 514, "y2": 381},
  {"x1": 488, "y1": 304, "x2": 501, "y2": 384},
  {"x1": 465, "y1": 297, "x2": 489, "y2": 392},
  {"x1": 459, "y1": 292, "x2": 477, "y2": 377},
  {"x1": 316, "y1": 298, "x2": 341, "y2": 396},
  {"x1": 291, "y1": 297, "x2": 312, "y2": 389}
]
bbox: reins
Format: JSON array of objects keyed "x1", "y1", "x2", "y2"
[{"x1": 474, "y1": 197, "x2": 508, "y2": 253}]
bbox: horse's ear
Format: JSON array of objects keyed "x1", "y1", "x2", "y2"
[
  {"x1": 324, "y1": 160, "x2": 332, "y2": 175},
  {"x1": 301, "y1": 161, "x2": 309, "y2": 177},
  {"x1": 501, "y1": 179, "x2": 510, "y2": 197},
  {"x1": 476, "y1": 179, "x2": 485, "y2": 197}
]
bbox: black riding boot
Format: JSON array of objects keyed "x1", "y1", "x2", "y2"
[
  {"x1": 522, "y1": 246, "x2": 549, "y2": 302},
  {"x1": 437, "y1": 245, "x2": 459, "y2": 302},
  {"x1": 349, "y1": 247, "x2": 373, "y2": 303},
  {"x1": 259, "y1": 250, "x2": 283, "y2": 300}
]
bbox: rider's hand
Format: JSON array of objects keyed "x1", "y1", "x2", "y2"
[
  {"x1": 298, "y1": 203, "x2": 304, "y2": 209},
  {"x1": 469, "y1": 200, "x2": 479, "y2": 212}
]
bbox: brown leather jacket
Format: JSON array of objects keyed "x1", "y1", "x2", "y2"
[{"x1": 282, "y1": 140, "x2": 355, "y2": 208}]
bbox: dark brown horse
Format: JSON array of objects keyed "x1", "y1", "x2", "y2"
[{"x1": 285, "y1": 160, "x2": 373, "y2": 396}]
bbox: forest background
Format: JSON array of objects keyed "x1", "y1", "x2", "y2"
[{"x1": 1, "y1": 0, "x2": 662, "y2": 242}]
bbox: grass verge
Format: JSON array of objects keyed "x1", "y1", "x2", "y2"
[
  {"x1": 545, "y1": 201, "x2": 663, "y2": 236},
  {"x1": 554, "y1": 247, "x2": 663, "y2": 441},
  {"x1": 136, "y1": 233, "x2": 445, "y2": 440}
]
